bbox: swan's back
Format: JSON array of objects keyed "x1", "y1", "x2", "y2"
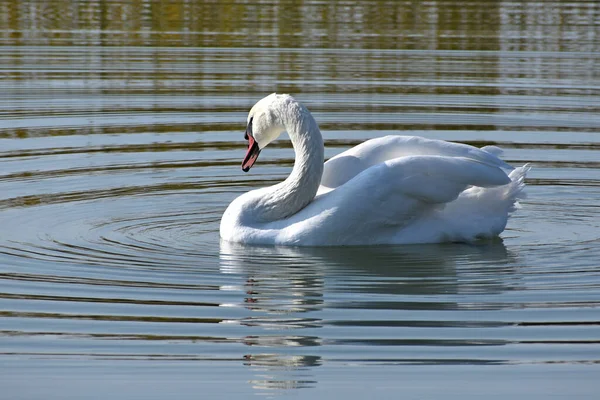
[{"x1": 321, "y1": 135, "x2": 512, "y2": 190}]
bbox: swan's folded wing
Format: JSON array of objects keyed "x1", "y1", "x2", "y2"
[
  {"x1": 279, "y1": 155, "x2": 512, "y2": 245},
  {"x1": 348, "y1": 155, "x2": 509, "y2": 204},
  {"x1": 321, "y1": 135, "x2": 512, "y2": 189},
  {"x1": 308, "y1": 155, "x2": 509, "y2": 233}
]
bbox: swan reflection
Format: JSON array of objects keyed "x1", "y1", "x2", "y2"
[
  {"x1": 220, "y1": 239, "x2": 517, "y2": 318},
  {"x1": 219, "y1": 239, "x2": 519, "y2": 393},
  {"x1": 221, "y1": 239, "x2": 516, "y2": 296},
  {"x1": 245, "y1": 354, "x2": 320, "y2": 391},
  {"x1": 220, "y1": 241, "x2": 326, "y2": 316}
]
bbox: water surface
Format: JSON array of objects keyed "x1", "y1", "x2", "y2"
[{"x1": 1, "y1": 1, "x2": 600, "y2": 398}]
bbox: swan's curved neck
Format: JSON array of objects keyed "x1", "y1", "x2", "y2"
[{"x1": 253, "y1": 101, "x2": 324, "y2": 222}]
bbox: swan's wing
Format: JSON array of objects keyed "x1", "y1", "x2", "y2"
[
  {"x1": 321, "y1": 135, "x2": 512, "y2": 189},
  {"x1": 287, "y1": 155, "x2": 510, "y2": 245},
  {"x1": 331, "y1": 155, "x2": 510, "y2": 205}
]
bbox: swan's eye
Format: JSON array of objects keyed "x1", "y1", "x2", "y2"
[{"x1": 245, "y1": 117, "x2": 253, "y2": 141}]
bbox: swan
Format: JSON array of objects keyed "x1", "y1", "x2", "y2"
[{"x1": 220, "y1": 93, "x2": 529, "y2": 246}]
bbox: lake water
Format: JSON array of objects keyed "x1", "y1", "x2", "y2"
[{"x1": 1, "y1": 1, "x2": 600, "y2": 398}]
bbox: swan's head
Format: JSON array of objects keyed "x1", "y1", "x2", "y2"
[{"x1": 242, "y1": 93, "x2": 290, "y2": 172}]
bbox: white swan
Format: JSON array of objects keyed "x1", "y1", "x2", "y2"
[{"x1": 220, "y1": 93, "x2": 529, "y2": 246}]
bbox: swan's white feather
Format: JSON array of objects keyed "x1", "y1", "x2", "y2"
[
  {"x1": 321, "y1": 135, "x2": 512, "y2": 190},
  {"x1": 220, "y1": 94, "x2": 529, "y2": 246},
  {"x1": 234, "y1": 156, "x2": 520, "y2": 246}
]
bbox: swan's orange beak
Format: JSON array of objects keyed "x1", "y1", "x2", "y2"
[{"x1": 242, "y1": 134, "x2": 261, "y2": 172}]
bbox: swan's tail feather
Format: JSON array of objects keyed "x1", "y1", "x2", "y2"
[
  {"x1": 436, "y1": 164, "x2": 530, "y2": 240},
  {"x1": 505, "y1": 163, "x2": 530, "y2": 213},
  {"x1": 472, "y1": 163, "x2": 529, "y2": 214}
]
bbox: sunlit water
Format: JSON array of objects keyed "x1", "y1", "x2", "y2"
[{"x1": 1, "y1": 1, "x2": 600, "y2": 398}]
